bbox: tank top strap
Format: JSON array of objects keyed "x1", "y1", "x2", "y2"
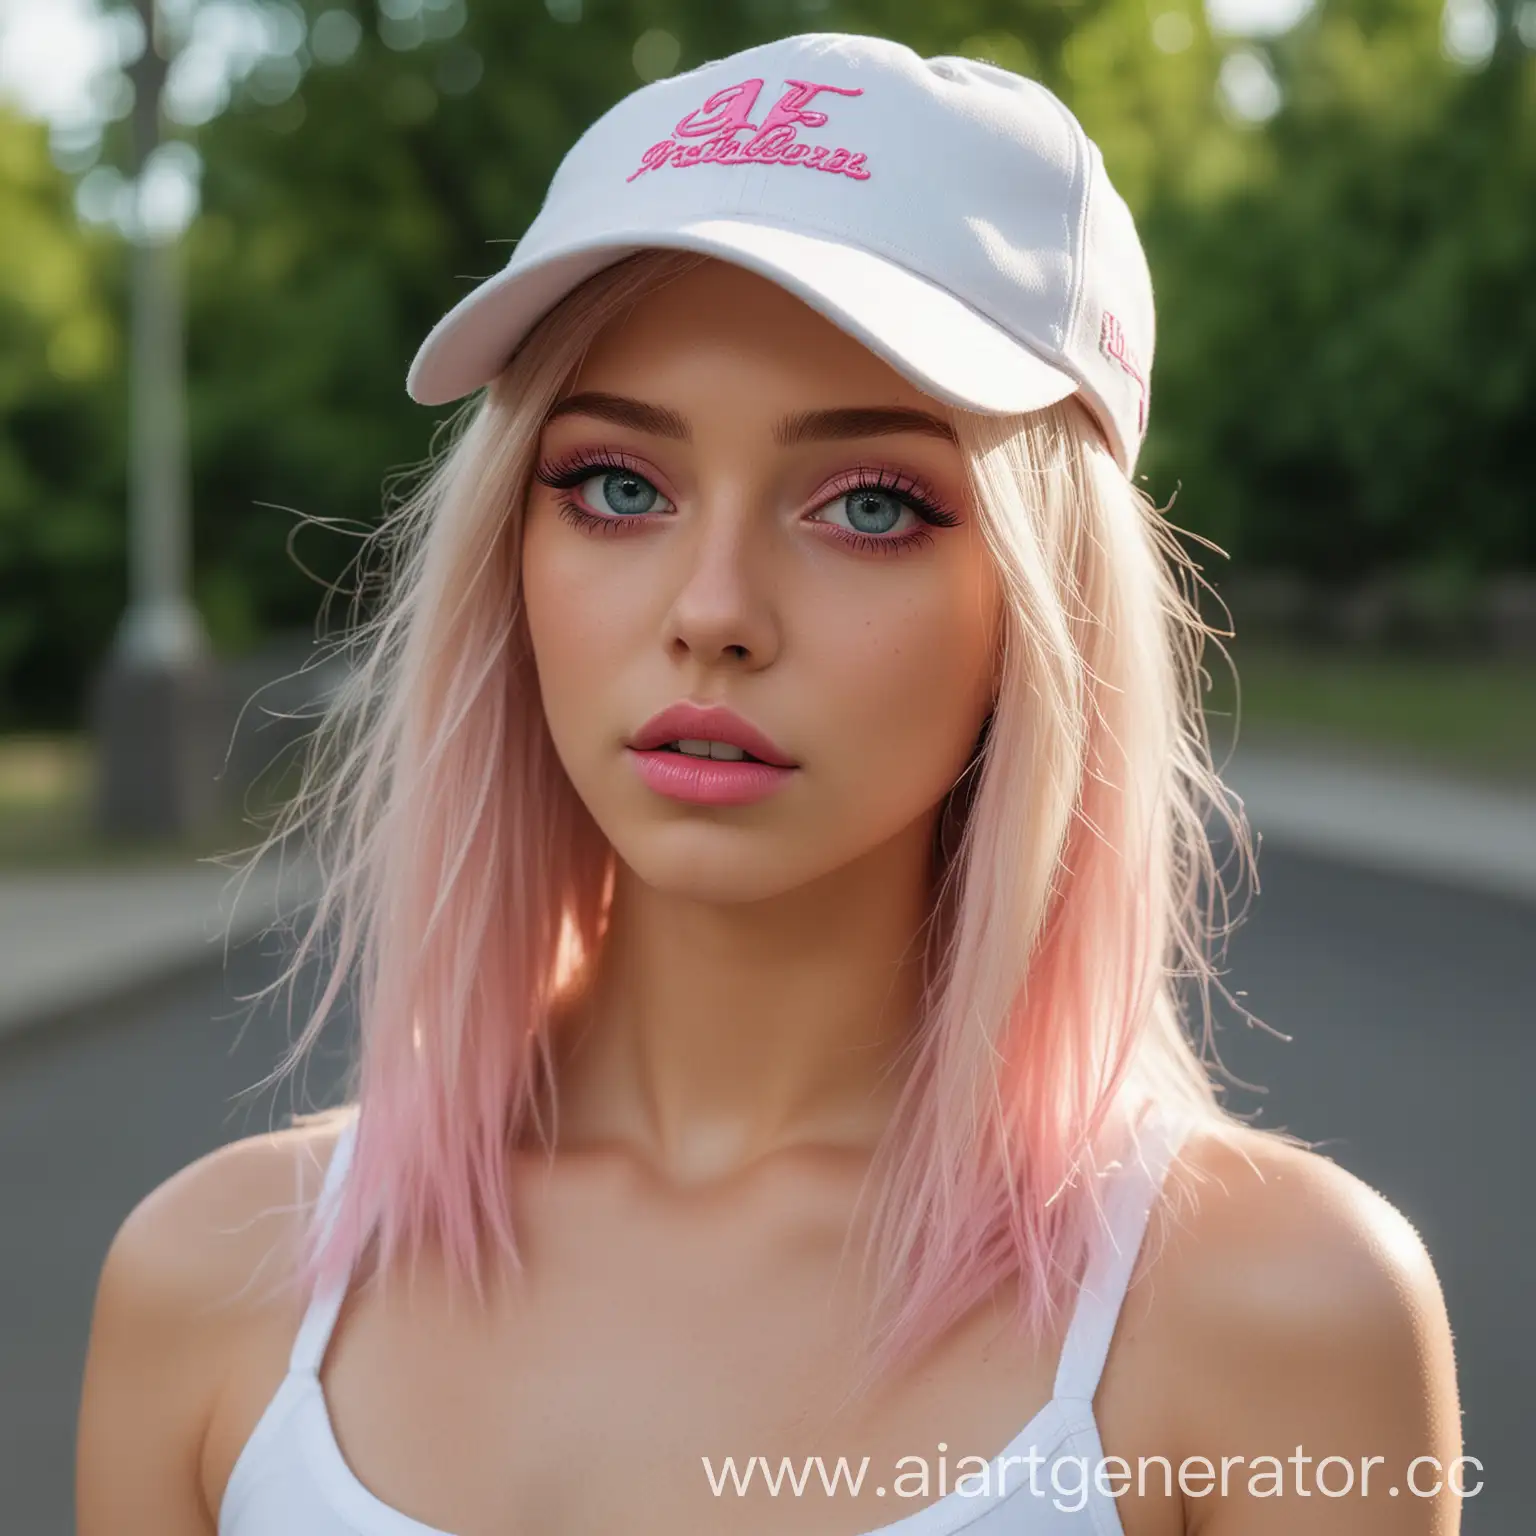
[
  {"x1": 288, "y1": 1113, "x2": 362, "y2": 1376},
  {"x1": 1051, "y1": 1106, "x2": 1189, "y2": 1403}
]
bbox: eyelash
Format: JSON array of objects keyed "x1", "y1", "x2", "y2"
[{"x1": 532, "y1": 449, "x2": 963, "y2": 556}]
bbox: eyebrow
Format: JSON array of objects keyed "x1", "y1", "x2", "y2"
[{"x1": 543, "y1": 391, "x2": 958, "y2": 446}]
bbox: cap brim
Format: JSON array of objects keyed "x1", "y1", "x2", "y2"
[{"x1": 406, "y1": 219, "x2": 1081, "y2": 418}]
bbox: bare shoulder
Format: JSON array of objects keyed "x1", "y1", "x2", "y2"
[
  {"x1": 95, "y1": 1114, "x2": 349, "y2": 1327},
  {"x1": 1154, "y1": 1124, "x2": 1449, "y2": 1342},
  {"x1": 1110, "y1": 1121, "x2": 1463, "y2": 1532},
  {"x1": 76, "y1": 1115, "x2": 353, "y2": 1536}
]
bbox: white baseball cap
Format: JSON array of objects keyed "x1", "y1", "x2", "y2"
[{"x1": 407, "y1": 32, "x2": 1155, "y2": 473}]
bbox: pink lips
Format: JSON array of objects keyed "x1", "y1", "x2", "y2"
[
  {"x1": 627, "y1": 748, "x2": 797, "y2": 806},
  {"x1": 626, "y1": 701, "x2": 798, "y2": 807}
]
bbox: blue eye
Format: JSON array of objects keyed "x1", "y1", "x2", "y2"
[
  {"x1": 580, "y1": 469, "x2": 663, "y2": 517},
  {"x1": 829, "y1": 488, "x2": 910, "y2": 537}
]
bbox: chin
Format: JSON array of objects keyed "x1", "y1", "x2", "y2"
[{"x1": 609, "y1": 829, "x2": 839, "y2": 908}]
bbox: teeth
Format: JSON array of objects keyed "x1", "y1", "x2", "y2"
[{"x1": 673, "y1": 739, "x2": 750, "y2": 761}]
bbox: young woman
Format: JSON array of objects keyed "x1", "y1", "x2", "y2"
[{"x1": 77, "y1": 32, "x2": 1462, "y2": 1536}]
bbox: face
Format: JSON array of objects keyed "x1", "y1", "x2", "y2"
[{"x1": 520, "y1": 258, "x2": 1002, "y2": 904}]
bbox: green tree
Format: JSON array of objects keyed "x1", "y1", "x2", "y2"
[
  {"x1": 1140, "y1": 0, "x2": 1536, "y2": 579},
  {"x1": 0, "y1": 110, "x2": 125, "y2": 726}
]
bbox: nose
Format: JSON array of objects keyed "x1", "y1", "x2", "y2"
[{"x1": 661, "y1": 490, "x2": 781, "y2": 670}]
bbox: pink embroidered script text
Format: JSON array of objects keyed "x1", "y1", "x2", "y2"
[
  {"x1": 626, "y1": 77, "x2": 872, "y2": 184},
  {"x1": 1100, "y1": 312, "x2": 1148, "y2": 433}
]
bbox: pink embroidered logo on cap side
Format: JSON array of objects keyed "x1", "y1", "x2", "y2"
[
  {"x1": 626, "y1": 77, "x2": 872, "y2": 183},
  {"x1": 1100, "y1": 311, "x2": 1148, "y2": 433}
]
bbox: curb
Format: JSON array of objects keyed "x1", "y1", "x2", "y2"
[
  {"x1": 1222, "y1": 748, "x2": 1536, "y2": 906},
  {"x1": 0, "y1": 858, "x2": 320, "y2": 1045}
]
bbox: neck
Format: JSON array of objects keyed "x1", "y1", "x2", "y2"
[{"x1": 545, "y1": 813, "x2": 939, "y2": 1184}]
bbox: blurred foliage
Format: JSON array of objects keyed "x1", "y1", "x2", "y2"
[
  {"x1": 0, "y1": 111, "x2": 126, "y2": 726},
  {"x1": 1143, "y1": 0, "x2": 1536, "y2": 578},
  {"x1": 0, "y1": 0, "x2": 1532, "y2": 727}
]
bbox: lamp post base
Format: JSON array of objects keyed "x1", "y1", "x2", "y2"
[{"x1": 91, "y1": 652, "x2": 226, "y2": 840}]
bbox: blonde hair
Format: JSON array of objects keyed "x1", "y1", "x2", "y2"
[{"x1": 248, "y1": 249, "x2": 1256, "y2": 1390}]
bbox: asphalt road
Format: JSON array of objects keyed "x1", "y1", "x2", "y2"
[{"x1": 1, "y1": 848, "x2": 1530, "y2": 1534}]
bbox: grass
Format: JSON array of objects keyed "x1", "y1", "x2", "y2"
[
  {"x1": 2, "y1": 646, "x2": 1532, "y2": 867},
  {"x1": 1201, "y1": 642, "x2": 1536, "y2": 786},
  {"x1": 0, "y1": 733, "x2": 267, "y2": 871}
]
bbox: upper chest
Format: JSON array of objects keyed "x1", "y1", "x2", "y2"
[{"x1": 208, "y1": 1151, "x2": 1182, "y2": 1536}]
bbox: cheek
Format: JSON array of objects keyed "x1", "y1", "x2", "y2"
[
  {"x1": 804, "y1": 566, "x2": 998, "y2": 800},
  {"x1": 520, "y1": 511, "x2": 631, "y2": 753}
]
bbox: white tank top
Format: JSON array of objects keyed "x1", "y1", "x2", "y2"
[{"x1": 220, "y1": 1109, "x2": 1188, "y2": 1536}]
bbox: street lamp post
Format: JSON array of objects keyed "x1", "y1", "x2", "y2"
[{"x1": 92, "y1": 0, "x2": 222, "y2": 838}]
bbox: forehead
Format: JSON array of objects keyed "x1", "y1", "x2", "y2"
[{"x1": 566, "y1": 257, "x2": 950, "y2": 419}]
